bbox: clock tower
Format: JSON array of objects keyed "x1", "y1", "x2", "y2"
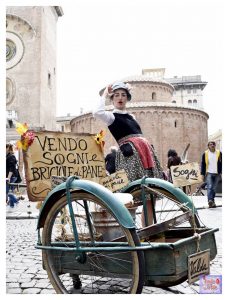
[{"x1": 6, "y1": 6, "x2": 63, "y2": 142}]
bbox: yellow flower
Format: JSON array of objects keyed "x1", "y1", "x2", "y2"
[
  {"x1": 22, "y1": 139, "x2": 29, "y2": 151},
  {"x1": 94, "y1": 130, "x2": 105, "y2": 152},
  {"x1": 16, "y1": 140, "x2": 23, "y2": 149},
  {"x1": 16, "y1": 139, "x2": 28, "y2": 150},
  {"x1": 94, "y1": 130, "x2": 105, "y2": 145},
  {"x1": 16, "y1": 122, "x2": 35, "y2": 151},
  {"x1": 95, "y1": 134, "x2": 102, "y2": 144},
  {"x1": 16, "y1": 122, "x2": 28, "y2": 135}
]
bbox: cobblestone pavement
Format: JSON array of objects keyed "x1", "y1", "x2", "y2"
[{"x1": 6, "y1": 197, "x2": 222, "y2": 294}]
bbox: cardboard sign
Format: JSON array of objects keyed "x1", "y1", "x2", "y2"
[
  {"x1": 188, "y1": 249, "x2": 210, "y2": 284},
  {"x1": 99, "y1": 170, "x2": 129, "y2": 192},
  {"x1": 171, "y1": 162, "x2": 203, "y2": 187},
  {"x1": 23, "y1": 131, "x2": 106, "y2": 201}
]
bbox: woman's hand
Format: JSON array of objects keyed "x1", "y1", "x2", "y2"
[
  {"x1": 103, "y1": 85, "x2": 113, "y2": 98},
  {"x1": 107, "y1": 85, "x2": 113, "y2": 95}
]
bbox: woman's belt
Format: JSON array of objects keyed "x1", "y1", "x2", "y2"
[
  {"x1": 118, "y1": 135, "x2": 155, "y2": 168},
  {"x1": 117, "y1": 134, "x2": 143, "y2": 145}
]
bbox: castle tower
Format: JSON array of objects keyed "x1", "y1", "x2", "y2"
[
  {"x1": 70, "y1": 69, "x2": 208, "y2": 167},
  {"x1": 6, "y1": 6, "x2": 63, "y2": 142}
]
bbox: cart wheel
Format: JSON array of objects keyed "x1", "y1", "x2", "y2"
[
  {"x1": 130, "y1": 185, "x2": 200, "y2": 230},
  {"x1": 42, "y1": 192, "x2": 145, "y2": 294}
]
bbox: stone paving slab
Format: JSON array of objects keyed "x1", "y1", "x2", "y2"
[{"x1": 6, "y1": 202, "x2": 222, "y2": 294}]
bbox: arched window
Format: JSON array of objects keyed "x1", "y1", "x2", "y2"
[
  {"x1": 6, "y1": 110, "x2": 17, "y2": 128},
  {"x1": 8, "y1": 119, "x2": 14, "y2": 128},
  {"x1": 152, "y1": 92, "x2": 156, "y2": 100},
  {"x1": 193, "y1": 99, "x2": 197, "y2": 106},
  {"x1": 172, "y1": 100, "x2": 176, "y2": 103},
  {"x1": 188, "y1": 100, "x2": 192, "y2": 105},
  {"x1": 48, "y1": 72, "x2": 51, "y2": 88},
  {"x1": 174, "y1": 120, "x2": 177, "y2": 128}
]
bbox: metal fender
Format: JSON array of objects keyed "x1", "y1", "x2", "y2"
[
  {"x1": 37, "y1": 179, "x2": 135, "y2": 230},
  {"x1": 121, "y1": 177, "x2": 196, "y2": 212}
]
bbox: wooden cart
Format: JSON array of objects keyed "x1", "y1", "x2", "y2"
[{"x1": 34, "y1": 176, "x2": 218, "y2": 294}]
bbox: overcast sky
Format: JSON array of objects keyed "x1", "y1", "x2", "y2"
[
  {"x1": 55, "y1": 0, "x2": 225, "y2": 135},
  {"x1": 2, "y1": 0, "x2": 225, "y2": 136}
]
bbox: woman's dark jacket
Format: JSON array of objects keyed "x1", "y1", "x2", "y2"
[{"x1": 6, "y1": 153, "x2": 17, "y2": 177}]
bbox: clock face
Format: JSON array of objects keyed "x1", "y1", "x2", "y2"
[{"x1": 6, "y1": 32, "x2": 24, "y2": 69}]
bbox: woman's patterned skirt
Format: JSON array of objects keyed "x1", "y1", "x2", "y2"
[{"x1": 115, "y1": 142, "x2": 163, "y2": 183}]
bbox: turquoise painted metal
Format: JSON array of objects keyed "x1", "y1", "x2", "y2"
[
  {"x1": 36, "y1": 227, "x2": 218, "y2": 288},
  {"x1": 122, "y1": 177, "x2": 196, "y2": 213},
  {"x1": 143, "y1": 227, "x2": 218, "y2": 287},
  {"x1": 37, "y1": 176, "x2": 135, "y2": 230},
  {"x1": 37, "y1": 176, "x2": 198, "y2": 230},
  {"x1": 35, "y1": 176, "x2": 218, "y2": 291}
]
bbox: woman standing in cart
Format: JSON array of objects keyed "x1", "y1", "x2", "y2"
[{"x1": 93, "y1": 81, "x2": 163, "y2": 224}]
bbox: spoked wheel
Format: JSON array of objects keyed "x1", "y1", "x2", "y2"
[
  {"x1": 130, "y1": 185, "x2": 201, "y2": 230},
  {"x1": 42, "y1": 192, "x2": 145, "y2": 294}
]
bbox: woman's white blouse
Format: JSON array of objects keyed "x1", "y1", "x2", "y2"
[{"x1": 93, "y1": 97, "x2": 135, "y2": 126}]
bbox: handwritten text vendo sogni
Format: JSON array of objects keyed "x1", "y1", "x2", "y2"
[{"x1": 23, "y1": 131, "x2": 106, "y2": 201}]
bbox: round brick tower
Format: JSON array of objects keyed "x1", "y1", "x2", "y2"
[{"x1": 70, "y1": 74, "x2": 208, "y2": 169}]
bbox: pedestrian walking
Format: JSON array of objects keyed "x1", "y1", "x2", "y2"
[
  {"x1": 6, "y1": 143, "x2": 19, "y2": 207},
  {"x1": 200, "y1": 141, "x2": 222, "y2": 208},
  {"x1": 93, "y1": 81, "x2": 163, "y2": 224}
]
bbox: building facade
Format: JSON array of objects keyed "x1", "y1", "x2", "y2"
[
  {"x1": 208, "y1": 129, "x2": 222, "y2": 151},
  {"x1": 70, "y1": 69, "x2": 209, "y2": 168},
  {"x1": 56, "y1": 114, "x2": 77, "y2": 132},
  {"x1": 6, "y1": 6, "x2": 63, "y2": 142},
  {"x1": 165, "y1": 74, "x2": 207, "y2": 109}
]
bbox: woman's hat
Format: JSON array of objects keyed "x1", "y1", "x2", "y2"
[{"x1": 111, "y1": 82, "x2": 132, "y2": 100}]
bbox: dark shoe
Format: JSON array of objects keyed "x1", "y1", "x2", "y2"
[
  {"x1": 208, "y1": 200, "x2": 216, "y2": 208},
  {"x1": 208, "y1": 200, "x2": 214, "y2": 208},
  {"x1": 211, "y1": 202, "x2": 216, "y2": 208}
]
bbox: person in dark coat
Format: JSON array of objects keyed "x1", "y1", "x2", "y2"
[
  {"x1": 6, "y1": 143, "x2": 19, "y2": 207},
  {"x1": 167, "y1": 149, "x2": 181, "y2": 182}
]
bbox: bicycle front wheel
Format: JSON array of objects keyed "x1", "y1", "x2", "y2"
[{"x1": 42, "y1": 192, "x2": 145, "y2": 294}]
